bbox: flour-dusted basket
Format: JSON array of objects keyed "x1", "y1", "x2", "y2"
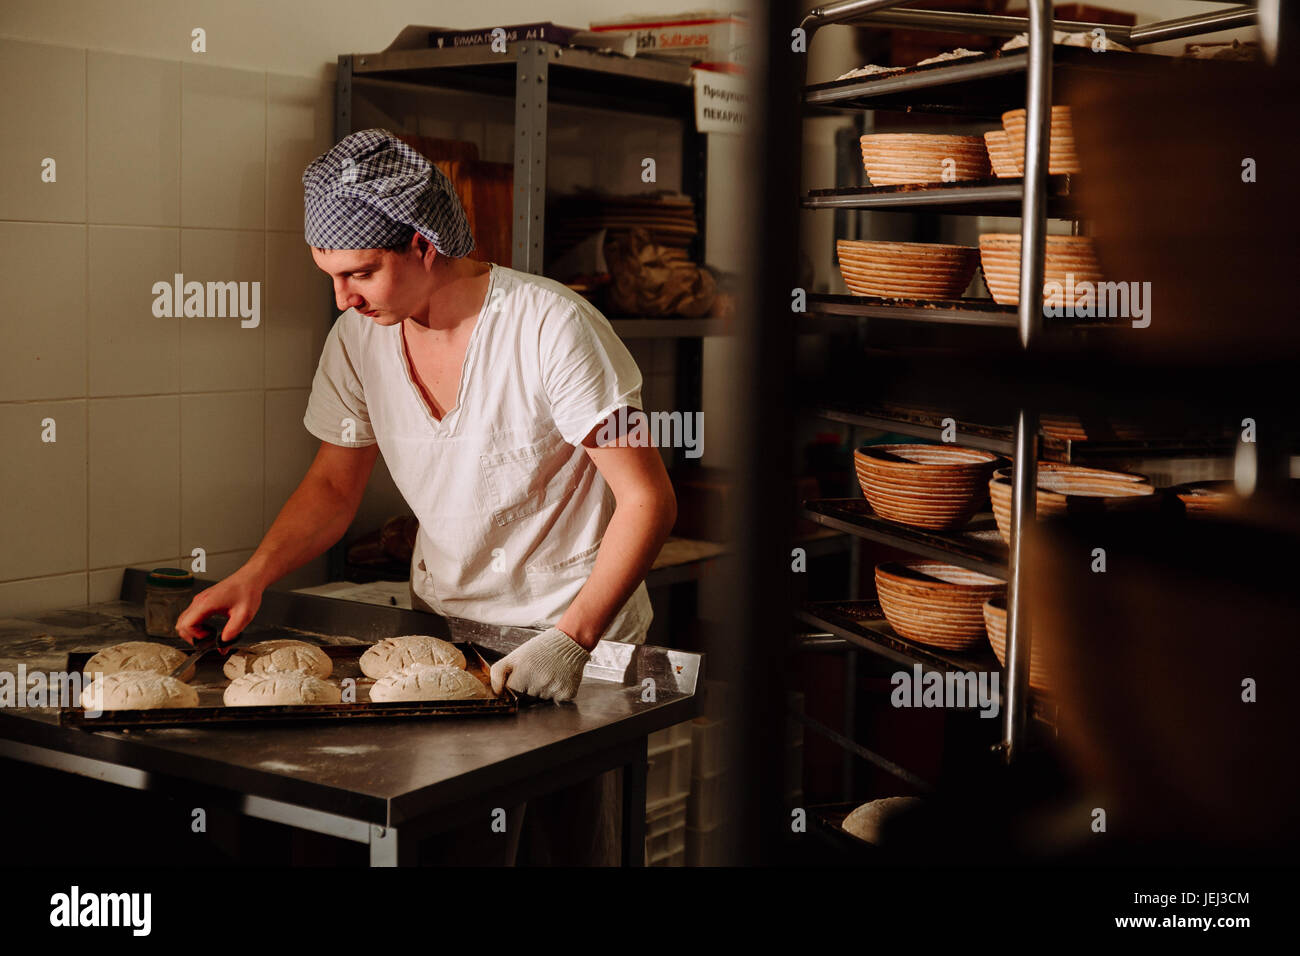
[
  {"x1": 854, "y1": 443, "x2": 1004, "y2": 529},
  {"x1": 874, "y1": 560, "x2": 1005, "y2": 650},
  {"x1": 988, "y1": 462, "x2": 1156, "y2": 544}
]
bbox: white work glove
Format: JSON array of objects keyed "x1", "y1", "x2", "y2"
[{"x1": 490, "y1": 626, "x2": 590, "y2": 702}]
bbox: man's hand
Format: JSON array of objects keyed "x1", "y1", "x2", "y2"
[
  {"x1": 489, "y1": 627, "x2": 591, "y2": 702},
  {"x1": 172, "y1": 440, "x2": 378, "y2": 647},
  {"x1": 175, "y1": 568, "x2": 264, "y2": 646}
]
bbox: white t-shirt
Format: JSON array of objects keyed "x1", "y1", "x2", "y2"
[{"x1": 303, "y1": 262, "x2": 653, "y2": 643}]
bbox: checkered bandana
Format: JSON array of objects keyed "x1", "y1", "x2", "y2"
[{"x1": 302, "y1": 129, "x2": 475, "y2": 256}]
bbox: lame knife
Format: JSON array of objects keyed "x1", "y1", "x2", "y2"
[{"x1": 169, "y1": 613, "x2": 235, "y2": 680}]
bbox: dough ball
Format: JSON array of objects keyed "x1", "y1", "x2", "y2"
[
  {"x1": 222, "y1": 639, "x2": 332, "y2": 680},
  {"x1": 842, "y1": 797, "x2": 922, "y2": 845},
  {"x1": 360, "y1": 635, "x2": 465, "y2": 678},
  {"x1": 223, "y1": 673, "x2": 341, "y2": 707},
  {"x1": 369, "y1": 664, "x2": 489, "y2": 702},
  {"x1": 81, "y1": 672, "x2": 199, "y2": 710},
  {"x1": 84, "y1": 641, "x2": 194, "y2": 681}
]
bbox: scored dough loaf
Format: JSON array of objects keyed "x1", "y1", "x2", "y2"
[
  {"x1": 81, "y1": 671, "x2": 200, "y2": 710},
  {"x1": 224, "y1": 672, "x2": 342, "y2": 707},
  {"x1": 84, "y1": 641, "x2": 194, "y2": 681},
  {"x1": 369, "y1": 664, "x2": 489, "y2": 702},
  {"x1": 841, "y1": 796, "x2": 922, "y2": 845},
  {"x1": 360, "y1": 635, "x2": 466, "y2": 678},
  {"x1": 222, "y1": 639, "x2": 332, "y2": 680}
]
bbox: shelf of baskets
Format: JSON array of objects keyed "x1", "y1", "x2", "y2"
[{"x1": 791, "y1": 0, "x2": 1259, "y2": 781}]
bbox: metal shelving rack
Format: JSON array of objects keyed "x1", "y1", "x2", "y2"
[
  {"x1": 336, "y1": 41, "x2": 707, "y2": 327},
  {"x1": 790, "y1": 0, "x2": 1261, "y2": 795},
  {"x1": 808, "y1": 402, "x2": 1237, "y2": 462}
]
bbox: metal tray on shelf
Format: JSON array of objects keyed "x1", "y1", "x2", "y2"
[{"x1": 797, "y1": 599, "x2": 1060, "y2": 731}]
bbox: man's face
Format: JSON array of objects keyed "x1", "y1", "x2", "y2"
[{"x1": 311, "y1": 243, "x2": 428, "y2": 326}]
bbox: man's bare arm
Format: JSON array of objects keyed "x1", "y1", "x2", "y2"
[
  {"x1": 176, "y1": 441, "x2": 380, "y2": 642},
  {"x1": 555, "y1": 412, "x2": 677, "y2": 650}
]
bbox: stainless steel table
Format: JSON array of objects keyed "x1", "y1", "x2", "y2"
[{"x1": 0, "y1": 570, "x2": 702, "y2": 865}]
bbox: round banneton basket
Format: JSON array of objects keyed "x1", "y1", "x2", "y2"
[
  {"x1": 855, "y1": 443, "x2": 1004, "y2": 529},
  {"x1": 988, "y1": 463, "x2": 1156, "y2": 544},
  {"x1": 837, "y1": 239, "x2": 980, "y2": 300},
  {"x1": 983, "y1": 595, "x2": 1050, "y2": 691},
  {"x1": 1000, "y1": 105, "x2": 1080, "y2": 175},
  {"x1": 1171, "y1": 479, "x2": 1238, "y2": 517},
  {"x1": 859, "y1": 133, "x2": 991, "y2": 186},
  {"x1": 977, "y1": 233, "x2": 1103, "y2": 307},
  {"x1": 874, "y1": 560, "x2": 1005, "y2": 650},
  {"x1": 983, "y1": 129, "x2": 1020, "y2": 178}
]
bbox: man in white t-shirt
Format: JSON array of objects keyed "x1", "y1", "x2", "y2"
[{"x1": 176, "y1": 129, "x2": 676, "y2": 707}]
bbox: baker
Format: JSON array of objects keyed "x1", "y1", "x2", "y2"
[
  {"x1": 174, "y1": 130, "x2": 675, "y2": 861},
  {"x1": 177, "y1": 126, "x2": 673, "y2": 696}
]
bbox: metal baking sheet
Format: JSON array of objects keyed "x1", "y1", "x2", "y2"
[{"x1": 58, "y1": 641, "x2": 518, "y2": 729}]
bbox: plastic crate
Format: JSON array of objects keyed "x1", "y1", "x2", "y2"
[
  {"x1": 646, "y1": 792, "x2": 687, "y2": 837},
  {"x1": 686, "y1": 823, "x2": 726, "y2": 867},
  {"x1": 648, "y1": 720, "x2": 692, "y2": 751},
  {"x1": 646, "y1": 738, "x2": 692, "y2": 803},
  {"x1": 645, "y1": 794, "x2": 687, "y2": 864},
  {"x1": 691, "y1": 717, "x2": 727, "y2": 776},
  {"x1": 647, "y1": 845, "x2": 686, "y2": 867},
  {"x1": 688, "y1": 770, "x2": 727, "y2": 830}
]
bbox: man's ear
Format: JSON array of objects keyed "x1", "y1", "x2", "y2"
[{"x1": 413, "y1": 233, "x2": 438, "y2": 268}]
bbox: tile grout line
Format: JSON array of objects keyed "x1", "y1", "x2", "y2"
[
  {"x1": 0, "y1": 217, "x2": 305, "y2": 234},
  {"x1": 263, "y1": 70, "x2": 269, "y2": 538},
  {"x1": 4, "y1": 551, "x2": 258, "y2": 590},
  {"x1": 83, "y1": 45, "x2": 90, "y2": 605},
  {"x1": 0, "y1": 386, "x2": 305, "y2": 406},
  {"x1": 178, "y1": 60, "x2": 185, "y2": 572}
]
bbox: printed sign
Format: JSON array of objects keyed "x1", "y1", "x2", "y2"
[{"x1": 693, "y1": 68, "x2": 747, "y2": 135}]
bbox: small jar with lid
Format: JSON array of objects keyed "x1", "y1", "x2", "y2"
[{"x1": 144, "y1": 568, "x2": 194, "y2": 637}]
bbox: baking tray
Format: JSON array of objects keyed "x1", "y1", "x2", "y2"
[{"x1": 59, "y1": 641, "x2": 518, "y2": 729}]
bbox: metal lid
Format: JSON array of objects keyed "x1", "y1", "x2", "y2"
[{"x1": 146, "y1": 567, "x2": 194, "y2": 589}]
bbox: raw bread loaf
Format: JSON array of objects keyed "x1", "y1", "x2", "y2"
[
  {"x1": 841, "y1": 796, "x2": 922, "y2": 844},
  {"x1": 84, "y1": 641, "x2": 194, "y2": 681},
  {"x1": 222, "y1": 639, "x2": 332, "y2": 680},
  {"x1": 81, "y1": 671, "x2": 199, "y2": 710},
  {"x1": 360, "y1": 635, "x2": 466, "y2": 678},
  {"x1": 223, "y1": 672, "x2": 341, "y2": 706},
  {"x1": 369, "y1": 664, "x2": 488, "y2": 702}
]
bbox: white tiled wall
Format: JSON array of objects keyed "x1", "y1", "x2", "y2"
[{"x1": 0, "y1": 36, "x2": 358, "y2": 617}]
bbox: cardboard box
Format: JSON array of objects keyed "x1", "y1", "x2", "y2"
[{"x1": 589, "y1": 12, "x2": 747, "y2": 65}]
